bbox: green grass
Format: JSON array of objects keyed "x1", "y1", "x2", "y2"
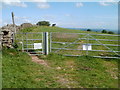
[
  {"x1": 19, "y1": 26, "x2": 102, "y2": 33},
  {"x1": 2, "y1": 48, "x2": 119, "y2": 88},
  {"x1": 2, "y1": 48, "x2": 62, "y2": 88}
]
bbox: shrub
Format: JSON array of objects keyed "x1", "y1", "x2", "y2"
[
  {"x1": 101, "y1": 30, "x2": 107, "y2": 33},
  {"x1": 108, "y1": 31, "x2": 114, "y2": 34},
  {"x1": 87, "y1": 29, "x2": 92, "y2": 31},
  {"x1": 36, "y1": 21, "x2": 50, "y2": 26}
]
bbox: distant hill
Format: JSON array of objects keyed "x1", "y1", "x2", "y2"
[{"x1": 66, "y1": 28, "x2": 119, "y2": 34}]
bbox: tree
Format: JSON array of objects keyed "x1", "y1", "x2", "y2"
[
  {"x1": 52, "y1": 24, "x2": 56, "y2": 27},
  {"x1": 36, "y1": 21, "x2": 50, "y2": 26},
  {"x1": 108, "y1": 31, "x2": 114, "y2": 34},
  {"x1": 101, "y1": 30, "x2": 107, "y2": 33},
  {"x1": 87, "y1": 29, "x2": 91, "y2": 31}
]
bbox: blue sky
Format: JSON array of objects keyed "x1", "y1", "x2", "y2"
[{"x1": 1, "y1": 1, "x2": 118, "y2": 30}]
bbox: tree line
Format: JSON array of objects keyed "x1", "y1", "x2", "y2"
[{"x1": 87, "y1": 29, "x2": 114, "y2": 34}]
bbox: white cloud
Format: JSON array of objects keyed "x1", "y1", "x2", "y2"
[
  {"x1": 99, "y1": 0, "x2": 117, "y2": 6},
  {"x1": 30, "y1": 0, "x2": 46, "y2": 2},
  {"x1": 14, "y1": 16, "x2": 31, "y2": 25},
  {"x1": 99, "y1": 2, "x2": 110, "y2": 6},
  {"x1": 37, "y1": 2, "x2": 50, "y2": 9},
  {"x1": 2, "y1": 0, "x2": 27, "y2": 7},
  {"x1": 15, "y1": 16, "x2": 30, "y2": 19},
  {"x1": 65, "y1": 14, "x2": 71, "y2": 17},
  {"x1": 1, "y1": 0, "x2": 48, "y2": 8},
  {"x1": 23, "y1": 19, "x2": 31, "y2": 23},
  {"x1": 76, "y1": 2, "x2": 83, "y2": 8}
]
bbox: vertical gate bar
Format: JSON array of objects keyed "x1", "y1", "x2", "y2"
[
  {"x1": 88, "y1": 34, "x2": 89, "y2": 55},
  {"x1": 46, "y1": 32, "x2": 49, "y2": 55},
  {"x1": 86, "y1": 34, "x2": 88, "y2": 55},
  {"x1": 32, "y1": 33, "x2": 34, "y2": 54},
  {"x1": 22, "y1": 34, "x2": 24, "y2": 52},
  {"x1": 43, "y1": 32, "x2": 45, "y2": 55},
  {"x1": 50, "y1": 32, "x2": 52, "y2": 52},
  {"x1": 26, "y1": 33, "x2": 28, "y2": 52},
  {"x1": 42, "y1": 32, "x2": 44, "y2": 54},
  {"x1": 43, "y1": 32, "x2": 49, "y2": 55}
]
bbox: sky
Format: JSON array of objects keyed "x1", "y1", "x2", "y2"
[{"x1": 1, "y1": 0, "x2": 119, "y2": 30}]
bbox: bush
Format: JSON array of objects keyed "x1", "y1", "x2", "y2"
[
  {"x1": 108, "y1": 31, "x2": 114, "y2": 34},
  {"x1": 36, "y1": 21, "x2": 50, "y2": 26},
  {"x1": 101, "y1": 30, "x2": 107, "y2": 33},
  {"x1": 87, "y1": 29, "x2": 92, "y2": 31}
]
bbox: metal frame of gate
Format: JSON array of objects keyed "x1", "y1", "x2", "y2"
[
  {"x1": 50, "y1": 32, "x2": 120, "y2": 59},
  {"x1": 15, "y1": 32, "x2": 49, "y2": 55}
]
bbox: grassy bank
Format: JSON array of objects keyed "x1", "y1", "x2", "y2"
[{"x1": 2, "y1": 48, "x2": 118, "y2": 88}]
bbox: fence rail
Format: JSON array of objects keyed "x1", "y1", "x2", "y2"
[{"x1": 51, "y1": 41, "x2": 119, "y2": 46}]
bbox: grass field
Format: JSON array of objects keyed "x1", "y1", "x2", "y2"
[
  {"x1": 2, "y1": 26, "x2": 119, "y2": 88},
  {"x1": 2, "y1": 48, "x2": 119, "y2": 88}
]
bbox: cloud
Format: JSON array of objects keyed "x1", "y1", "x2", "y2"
[
  {"x1": 2, "y1": 0, "x2": 27, "y2": 7},
  {"x1": 2, "y1": 0, "x2": 49, "y2": 9},
  {"x1": 30, "y1": 0, "x2": 46, "y2": 2},
  {"x1": 76, "y1": 2, "x2": 83, "y2": 8},
  {"x1": 14, "y1": 16, "x2": 31, "y2": 24},
  {"x1": 37, "y1": 2, "x2": 50, "y2": 9},
  {"x1": 99, "y1": 2, "x2": 110, "y2": 6},
  {"x1": 99, "y1": 0, "x2": 117, "y2": 6},
  {"x1": 65, "y1": 14, "x2": 71, "y2": 17}
]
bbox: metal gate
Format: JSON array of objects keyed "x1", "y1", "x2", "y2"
[
  {"x1": 50, "y1": 32, "x2": 120, "y2": 59},
  {"x1": 15, "y1": 32, "x2": 49, "y2": 55}
]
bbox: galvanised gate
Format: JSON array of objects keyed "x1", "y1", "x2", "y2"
[
  {"x1": 15, "y1": 32, "x2": 120, "y2": 59},
  {"x1": 15, "y1": 32, "x2": 48, "y2": 55},
  {"x1": 50, "y1": 32, "x2": 120, "y2": 59}
]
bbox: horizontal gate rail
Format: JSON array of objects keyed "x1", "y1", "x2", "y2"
[
  {"x1": 25, "y1": 39, "x2": 42, "y2": 40},
  {"x1": 78, "y1": 38, "x2": 119, "y2": 41},
  {"x1": 63, "y1": 54, "x2": 119, "y2": 59},
  {"x1": 28, "y1": 54, "x2": 43, "y2": 55},
  {"x1": 16, "y1": 32, "x2": 43, "y2": 34},
  {"x1": 15, "y1": 39, "x2": 42, "y2": 40},
  {"x1": 93, "y1": 56, "x2": 119, "y2": 59},
  {"x1": 28, "y1": 51, "x2": 43, "y2": 53},
  {"x1": 52, "y1": 41, "x2": 119, "y2": 46},
  {"x1": 52, "y1": 48, "x2": 120, "y2": 52}
]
